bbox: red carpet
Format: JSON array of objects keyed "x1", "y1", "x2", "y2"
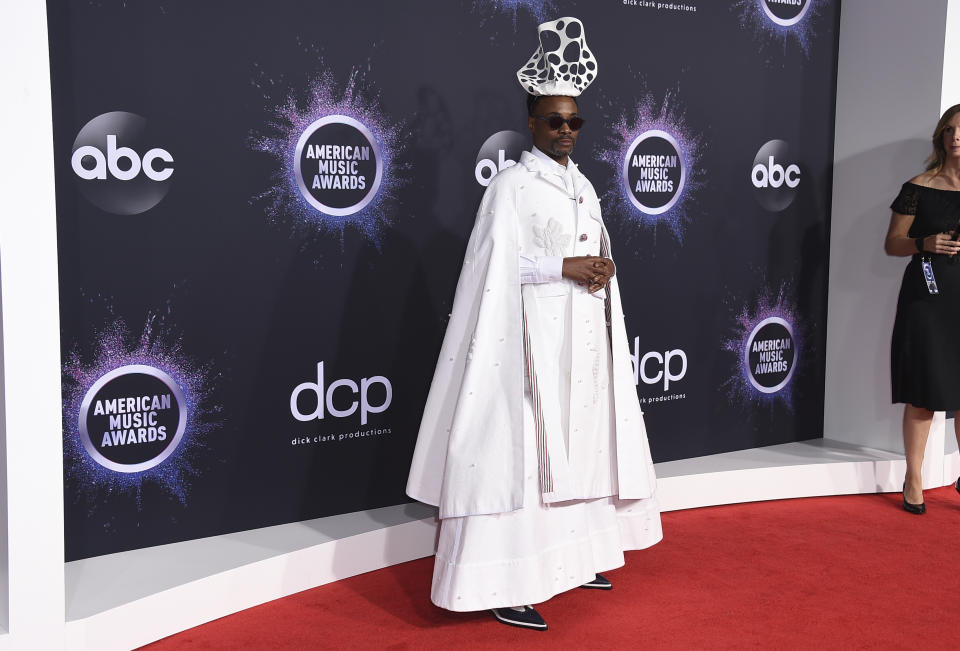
[{"x1": 144, "y1": 488, "x2": 960, "y2": 649}]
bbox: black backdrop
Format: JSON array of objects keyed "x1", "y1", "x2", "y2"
[{"x1": 47, "y1": 0, "x2": 840, "y2": 560}]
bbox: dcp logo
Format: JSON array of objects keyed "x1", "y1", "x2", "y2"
[
  {"x1": 475, "y1": 130, "x2": 527, "y2": 187},
  {"x1": 623, "y1": 130, "x2": 686, "y2": 215},
  {"x1": 761, "y1": 0, "x2": 811, "y2": 27},
  {"x1": 630, "y1": 337, "x2": 688, "y2": 391},
  {"x1": 745, "y1": 317, "x2": 797, "y2": 394},
  {"x1": 290, "y1": 361, "x2": 392, "y2": 426},
  {"x1": 751, "y1": 139, "x2": 801, "y2": 211},
  {"x1": 71, "y1": 111, "x2": 174, "y2": 215},
  {"x1": 295, "y1": 115, "x2": 382, "y2": 216}
]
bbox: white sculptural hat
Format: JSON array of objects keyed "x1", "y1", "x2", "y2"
[{"x1": 516, "y1": 17, "x2": 597, "y2": 97}]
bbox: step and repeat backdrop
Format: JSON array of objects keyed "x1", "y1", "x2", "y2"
[{"x1": 47, "y1": 0, "x2": 840, "y2": 560}]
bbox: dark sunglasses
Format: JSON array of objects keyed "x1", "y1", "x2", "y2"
[{"x1": 533, "y1": 115, "x2": 585, "y2": 131}]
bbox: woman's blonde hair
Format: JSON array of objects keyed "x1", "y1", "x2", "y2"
[{"x1": 925, "y1": 103, "x2": 960, "y2": 172}]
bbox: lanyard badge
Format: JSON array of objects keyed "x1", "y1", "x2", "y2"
[{"x1": 921, "y1": 256, "x2": 940, "y2": 294}]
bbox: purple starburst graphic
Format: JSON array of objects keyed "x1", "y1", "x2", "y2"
[
  {"x1": 735, "y1": 0, "x2": 822, "y2": 56},
  {"x1": 63, "y1": 314, "x2": 220, "y2": 505},
  {"x1": 250, "y1": 68, "x2": 408, "y2": 245},
  {"x1": 595, "y1": 90, "x2": 703, "y2": 241},
  {"x1": 471, "y1": 0, "x2": 559, "y2": 24},
  {"x1": 722, "y1": 283, "x2": 802, "y2": 410}
]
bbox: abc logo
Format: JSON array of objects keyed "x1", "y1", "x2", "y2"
[
  {"x1": 751, "y1": 139, "x2": 801, "y2": 211},
  {"x1": 475, "y1": 130, "x2": 527, "y2": 187},
  {"x1": 761, "y1": 0, "x2": 810, "y2": 27},
  {"x1": 71, "y1": 111, "x2": 174, "y2": 215}
]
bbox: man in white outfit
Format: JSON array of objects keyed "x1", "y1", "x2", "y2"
[{"x1": 406, "y1": 17, "x2": 662, "y2": 631}]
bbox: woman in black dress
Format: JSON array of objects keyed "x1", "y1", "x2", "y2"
[{"x1": 885, "y1": 103, "x2": 960, "y2": 514}]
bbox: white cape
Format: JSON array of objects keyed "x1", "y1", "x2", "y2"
[{"x1": 407, "y1": 151, "x2": 657, "y2": 519}]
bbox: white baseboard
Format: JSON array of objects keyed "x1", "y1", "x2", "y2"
[{"x1": 65, "y1": 517, "x2": 438, "y2": 651}]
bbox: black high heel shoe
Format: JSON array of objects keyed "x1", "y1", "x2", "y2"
[
  {"x1": 955, "y1": 476, "x2": 960, "y2": 496},
  {"x1": 903, "y1": 482, "x2": 926, "y2": 515}
]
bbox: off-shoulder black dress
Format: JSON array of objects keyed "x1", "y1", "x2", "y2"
[{"x1": 890, "y1": 182, "x2": 960, "y2": 410}]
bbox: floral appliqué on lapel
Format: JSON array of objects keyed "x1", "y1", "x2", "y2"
[{"x1": 532, "y1": 218, "x2": 571, "y2": 257}]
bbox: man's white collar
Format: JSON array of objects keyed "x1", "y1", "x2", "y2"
[{"x1": 527, "y1": 146, "x2": 576, "y2": 175}]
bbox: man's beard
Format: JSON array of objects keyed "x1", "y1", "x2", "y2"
[{"x1": 549, "y1": 140, "x2": 575, "y2": 158}]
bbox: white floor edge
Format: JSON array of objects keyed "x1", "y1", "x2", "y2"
[
  {"x1": 63, "y1": 518, "x2": 439, "y2": 651},
  {"x1": 59, "y1": 441, "x2": 960, "y2": 651}
]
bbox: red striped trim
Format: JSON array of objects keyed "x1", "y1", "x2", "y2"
[
  {"x1": 600, "y1": 229, "x2": 613, "y2": 326},
  {"x1": 522, "y1": 311, "x2": 554, "y2": 494}
]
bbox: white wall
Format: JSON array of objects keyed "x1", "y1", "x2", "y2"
[
  {"x1": 0, "y1": 2, "x2": 68, "y2": 649},
  {"x1": 824, "y1": 0, "x2": 949, "y2": 462},
  {"x1": 944, "y1": 2, "x2": 960, "y2": 114}
]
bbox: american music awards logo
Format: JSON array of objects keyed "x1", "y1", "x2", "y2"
[
  {"x1": 295, "y1": 116, "x2": 382, "y2": 216},
  {"x1": 624, "y1": 130, "x2": 686, "y2": 216},
  {"x1": 735, "y1": 0, "x2": 822, "y2": 55},
  {"x1": 596, "y1": 90, "x2": 703, "y2": 240},
  {"x1": 722, "y1": 283, "x2": 803, "y2": 409},
  {"x1": 79, "y1": 365, "x2": 187, "y2": 474},
  {"x1": 62, "y1": 311, "x2": 220, "y2": 504},
  {"x1": 250, "y1": 68, "x2": 408, "y2": 243}
]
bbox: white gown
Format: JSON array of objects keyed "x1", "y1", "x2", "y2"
[{"x1": 429, "y1": 149, "x2": 662, "y2": 612}]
